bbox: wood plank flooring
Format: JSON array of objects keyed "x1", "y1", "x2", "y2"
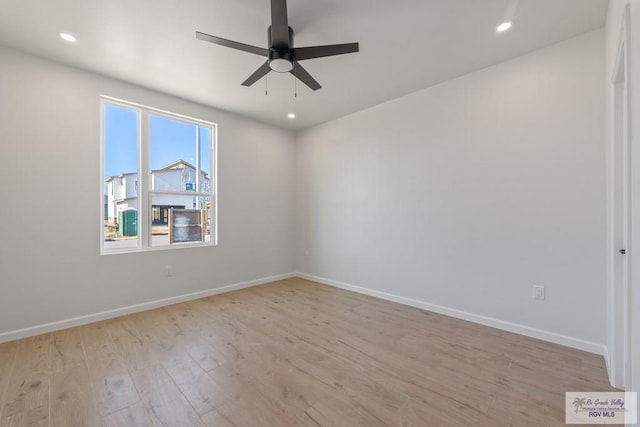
[{"x1": 0, "y1": 278, "x2": 618, "y2": 426}]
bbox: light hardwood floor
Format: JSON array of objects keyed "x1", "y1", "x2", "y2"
[{"x1": 0, "y1": 278, "x2": 619, "y2": 426}]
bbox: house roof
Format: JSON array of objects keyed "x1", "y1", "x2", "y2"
[
  {"x1": 153, "y1": 159, "x2": 209, "y2": 177},
  {"x1": 105, "y1": 172, "x2": 137, "y2": 183},
  {"x1": 105, "y1": 160, "x2": 209, "y2": 182},
  {"x1": 155, "y1": 159, "x2": 196, "y2": 172}
]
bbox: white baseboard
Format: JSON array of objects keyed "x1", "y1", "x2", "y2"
[
  {"x1": 296, "y1": 272, "x2": 606, "y2": 356},
  {"x1": 604, "y1": 348, "x2": 627, "y2": 389},
  {"x1": 0, "y1": 272, "x2": 296, "y2": 344},
  {"x1": 0, "y1": 271, "x2": 608, "y2": 357},
  {"x1": 604, "y1": 350, "x2": 614, "y2": 387}
]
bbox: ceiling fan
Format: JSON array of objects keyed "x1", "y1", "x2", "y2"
[{"x1": 196, "y1": 0, "x2": 359, "y2": 91}]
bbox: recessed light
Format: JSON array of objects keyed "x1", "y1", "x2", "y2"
[
  {"x1": 287, "y1": 113, "x2": 296, "y2": 119},
  {"x1": 59, "y1": 32, "x2": 77, "y2": 43},
  {"x1": 496, "y1": 22, "x2": 512, "y2": 33}
]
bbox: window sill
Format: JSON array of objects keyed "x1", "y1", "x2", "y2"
[{"x1": 100, "y1": 241, "x2": 217, "y2": 255}]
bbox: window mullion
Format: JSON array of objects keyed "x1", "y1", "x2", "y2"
[
  {"x1": 196, "y1": 126, "x2": 201, "y2": 194},
  {"x1": 148, "y1": 190, "x2": 212, "y2": 197}
]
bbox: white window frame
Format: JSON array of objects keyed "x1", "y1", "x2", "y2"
[{"x1": 100, "y1": 96, "x2": 218, "y2": 254}]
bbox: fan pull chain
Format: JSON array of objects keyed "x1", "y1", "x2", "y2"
[
  {"x1": 265, "y1": 74, "x2": 268, "y2": 96},
  {"x1": 294, "y1": 64, "x2": 298, "y2": 98}
]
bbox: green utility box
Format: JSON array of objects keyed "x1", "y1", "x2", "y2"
[{"x1": 118, "y1": 209, "x2": 138, "y2": 236}]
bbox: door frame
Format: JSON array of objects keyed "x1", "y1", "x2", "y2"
[{"x1": 607, "y1": 4, "x2": 631, "y2": 389}]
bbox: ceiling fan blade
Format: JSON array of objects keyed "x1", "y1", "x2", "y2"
[
  {"x1": 293, "y1": 43, "x2": 359, "y2": 61},
  {"x1": 241, "y1": 61, "x2": 272, "y2": 87},
  {"x1": 270, "y1": 0, "x2": 290, "y2": 49},
  {"x1": 290, "y1": 62, "x2": 321, "y2": 91},
  {"x1": 196, "y1": 31, "x2": 269, "y2": 57}
]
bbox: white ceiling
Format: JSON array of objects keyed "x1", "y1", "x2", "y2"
[{"x1": 0, "y1": 0, "x2": 608, "y2": 131}]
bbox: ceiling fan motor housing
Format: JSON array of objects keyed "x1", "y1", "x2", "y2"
[{"x1": 268, "y1": 26, "x2": 294, "y2": 72}]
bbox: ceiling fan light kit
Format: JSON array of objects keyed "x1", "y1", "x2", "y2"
[
  {"x1": 196, "y1": 0, "x2": 359, "y2": 91},
  {"x1": 270, "y1": 58, "x2": 294, "y2": 73}
]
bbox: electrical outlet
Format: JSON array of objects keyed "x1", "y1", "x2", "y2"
[
  {"x1": 533, "y1": 285, "x2": 545, "y2": 300},
  {"x1": 165, "y1": 265, "x2": 173, "y2": 277}
]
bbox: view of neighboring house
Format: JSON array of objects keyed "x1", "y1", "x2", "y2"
[
  {"x1": 105, "y1": 159, "x2": 210, "y2": 226},
  {"x1": 105, "y1": 172, "x2": 138, "y2": 224}
]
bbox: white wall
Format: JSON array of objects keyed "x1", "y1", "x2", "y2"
[
  {"x1": 0, "y1": 46, "x2": 295, "y2": 337},
  {"x1": 295, "y1": 30, "x2": 606, "y2": 349}
]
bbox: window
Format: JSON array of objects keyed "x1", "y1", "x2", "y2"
[{"x1": 101, "y1": 97, "x2": 217, "y2": 253}]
